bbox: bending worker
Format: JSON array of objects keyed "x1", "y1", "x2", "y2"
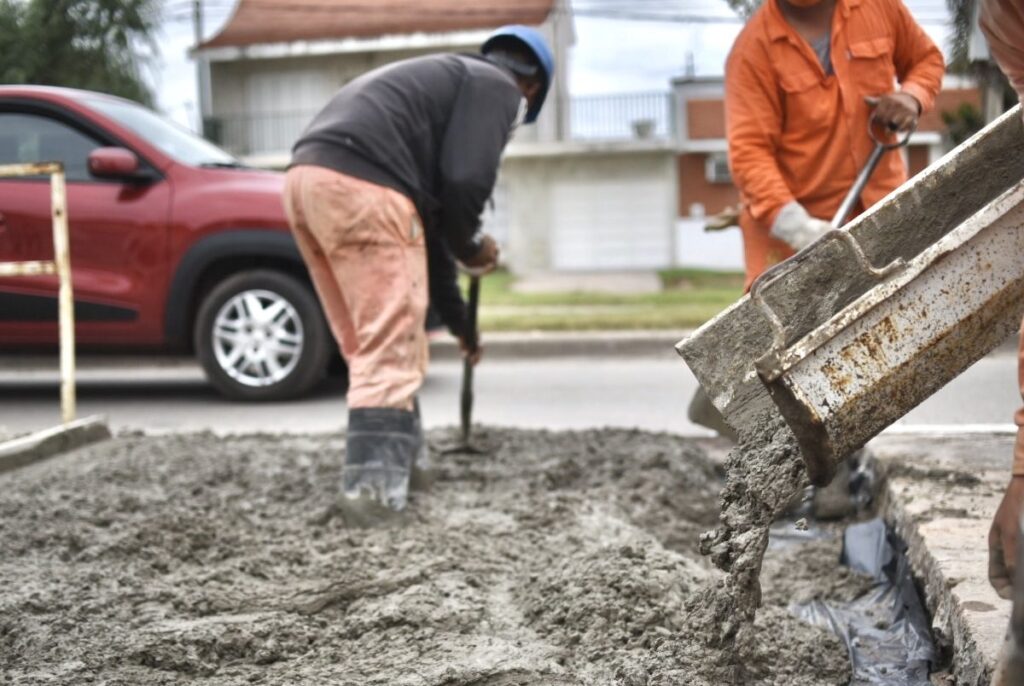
[
  {"x1": 283, "y1": 26, "x2": 554, "y2": 513},
  {"x1": 725, "y1": 0, "x2": 944, "y2": 290}
]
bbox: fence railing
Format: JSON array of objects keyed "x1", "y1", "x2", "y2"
[
  {"x1": 0, "y1": 162, "x2": 76, "y2": 424},
  {"x1": 208, "y1": 92, "x2": 676, "y2": 157},
  {"x1": 569, "y1": 91, "x2": 674, "y2": 141}
]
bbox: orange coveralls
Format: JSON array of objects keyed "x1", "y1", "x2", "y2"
[
  {"x1": 724, "y1": 0, "x2": 944, "y2": 289},
  {"x1": 980, "y1": 0, "x2": 1024, "y2": 475}
]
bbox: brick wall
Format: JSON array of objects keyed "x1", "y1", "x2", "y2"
[
  {"x1": 687, "y1": 99, "x2": 727, "y2": 139},
  {"x1": 677, "y1": 153, "x2": 739, "y2": 216},
  {"x1": 918, "y1": 88, "x2": 982, "y2": 132}
]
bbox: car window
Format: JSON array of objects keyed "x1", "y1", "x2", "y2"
[
  {"x1": 0, "y1": 112, "x2": 102, "y2": 182},
  {"x1": 83, "y1": 95, "x2": 238, "y2": 168}
]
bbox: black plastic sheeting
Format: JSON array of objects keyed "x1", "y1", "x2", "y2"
[{"x1": 791, "y1": 518, "x2": 936, "y2": 685}]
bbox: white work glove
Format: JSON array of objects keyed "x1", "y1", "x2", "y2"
[{"x1": 770, "y1": 201, "x2": 832, "y2": 251}]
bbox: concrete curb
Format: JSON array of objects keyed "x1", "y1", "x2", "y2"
[
  {"x1": 0, "y1": 415, "x2": 112, "y2": 474},
  {"x1": 1, "y1": 329, "x2": 1013, "y2": 369},
  {"x1": 428, "y1": 330, "x2": 691, "y2": 360},
  {"x1": 866, "y1": 433, "x2": 1013, "y2": 683}
]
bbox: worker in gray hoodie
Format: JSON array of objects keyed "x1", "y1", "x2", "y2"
[{"x1": 283, "y1": 26, "x2": 554, "y2": 515}]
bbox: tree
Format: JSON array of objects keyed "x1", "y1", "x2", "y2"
[{"x1": 0, "y1": 0, "x2": 159, "y2": 106}]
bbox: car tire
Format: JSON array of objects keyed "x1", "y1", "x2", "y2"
[{"x1": 194, "y1": 269, "x2": 331, "y2": 401}]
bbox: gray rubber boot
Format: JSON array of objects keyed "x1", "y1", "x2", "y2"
[
  {"x1": 343, "y1": 408, "x2": 418, "y2": 514},
  {"x1": 409, "y1": 397, "x2": 436, "y2": 492}
]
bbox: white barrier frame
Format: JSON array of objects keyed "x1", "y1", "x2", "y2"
[{"x1": 0, "y1": 162, "x2": 76, "y2": 423}]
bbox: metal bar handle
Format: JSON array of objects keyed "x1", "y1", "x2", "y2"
[
  {"x1": 833, "y1": 122, "x2": 915, "y2": 229},
  {"x1": 750, "y1": 229, "x2": 905, "y2": 351}
]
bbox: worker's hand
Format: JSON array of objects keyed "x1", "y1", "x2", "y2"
[
  {"x1": 865, "y1": 93, "x2": 920, "y2": 133},
  {"x1": 769, "y1": 201, "x2": 832, "y2": 251},
  {"x1": 989, "y1": 475, "x2": 1024, "y2": 600},
  {"x1": 458, "y1": 336, "x2": 482, "y2": 366},
  {"x1": 460, "y1": 234, "x2": 499, "y2": 276}
]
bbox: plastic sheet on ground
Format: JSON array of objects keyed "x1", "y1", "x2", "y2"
[{"x1": 791, "y1": 518, "x2": 935, "y2": 686}]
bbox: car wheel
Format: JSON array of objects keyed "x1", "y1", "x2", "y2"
[{"x1": 194, "y1": 269, "x2": 331, "y2": 401}]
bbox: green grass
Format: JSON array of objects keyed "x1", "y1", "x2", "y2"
[{"x1": 461, "y1": 268, "x2": 745, "y2": 331}]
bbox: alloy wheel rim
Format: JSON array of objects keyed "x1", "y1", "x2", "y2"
[{"x1": 212, "y1": 289, "x2": 304, "y2": 388}]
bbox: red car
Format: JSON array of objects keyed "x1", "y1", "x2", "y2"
[{"x1": 0, "y1": 86, "x2": 339, "y2": 400}]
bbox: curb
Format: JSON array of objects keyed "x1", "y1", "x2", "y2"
[
  {"x1": 865, "y1": 433, "x2": 1012, "y2": 683},
  {"x1": 0, "y1": 330, "x2": 1013, "y2": 369},
  {"x1": 0, "y1": 415, "x2": 112, "y2": 474},
  {"x1": 428, "y1": 330, "x2": 691, "y2": 360}
]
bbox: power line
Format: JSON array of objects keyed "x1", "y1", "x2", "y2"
[{"x1": 162, "y1": 1, "x2": 953, "y2": 29}]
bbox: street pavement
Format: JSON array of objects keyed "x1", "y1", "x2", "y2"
[{"x1": 0, "y1": 334, "x2": 1018, "y2": 436}]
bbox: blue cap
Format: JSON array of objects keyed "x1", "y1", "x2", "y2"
[{"x1": 481, "y1": 25, "x2": 555, "y2": 124}]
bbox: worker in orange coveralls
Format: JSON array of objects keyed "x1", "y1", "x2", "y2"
[
  {"x1": 689, "y1": 0, "x2": 946, "y2": 440},
  {"x1": 980, "y1": 0, "x2": 1024, "y2": 681},
  {"x1": 724, "y1": 0, "x2": 945, "y2": 290}
]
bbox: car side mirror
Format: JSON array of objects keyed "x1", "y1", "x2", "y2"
[{"x1": 88, "y1": 147, "x2": 147, "y2": 181}]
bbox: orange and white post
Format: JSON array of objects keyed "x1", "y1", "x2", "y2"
[{"x1": 0, "y1": 162, "x2": 76, "y2": 424}]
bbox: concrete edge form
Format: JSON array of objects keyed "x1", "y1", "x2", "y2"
[
  {"x1": 865, "y1": 433, "x2": 1013, "y2": 684},
  {"x1": 0, "y1": 415, "x2": 111, "y2": 474}
]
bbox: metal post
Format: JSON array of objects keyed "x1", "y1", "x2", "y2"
[
  {"x1": 0, "y1": 161, "x2": 76, "y2": 425},
  {"x1": 50, "y1": 168, "x2": 76, "y2": 424}
]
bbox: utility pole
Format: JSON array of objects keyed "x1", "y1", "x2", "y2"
[{"x1": 192, "y1": 0, "x2": 211, "y2": 137}]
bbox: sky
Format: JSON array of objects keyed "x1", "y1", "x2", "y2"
[{"x1": 149, "y1": 0, "x2": 956, "y2": 130}]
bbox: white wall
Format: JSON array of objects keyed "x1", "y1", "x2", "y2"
[
  {"x1": 674, "y1": 219, "x2": 744, "y2": 270},
  {"x1": 499, "y1": 144, "x2": 678, "y2": 273}
]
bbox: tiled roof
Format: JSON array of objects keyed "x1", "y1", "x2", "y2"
[{"x1": 200, "y1": 0, "x2": 556, "y2": 49}]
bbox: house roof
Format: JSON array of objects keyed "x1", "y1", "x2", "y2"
[{"x1": 199, "y1": 0, "x2": 557, "y2": 50}]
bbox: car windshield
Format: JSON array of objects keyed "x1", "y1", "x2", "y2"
[{"x1": 83, "y1": 95, "x2": 241, "y2": 168}]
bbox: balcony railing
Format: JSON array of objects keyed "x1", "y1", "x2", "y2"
[
  {"x1": 208, "y1": 92, "x2": 675, "y2": 157},
  {"x1": 569, "y1": 91, "x2": 674, "y2": 141}
]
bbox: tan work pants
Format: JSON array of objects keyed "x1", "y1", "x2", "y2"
[{"x1": 283, "y1": 165, "x2": 428, "y2": 411}]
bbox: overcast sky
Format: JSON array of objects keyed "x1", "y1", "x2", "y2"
[{"x1": 150, "y1": 0, "x2": 955, "y2": 130}]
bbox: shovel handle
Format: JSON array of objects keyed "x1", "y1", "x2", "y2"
[
  {"x1": 465, "y1": 276, "x2": 480, "y2": 353},
  {"x1": 459, "y1": 276, "x2": 481, "y2": 443}
]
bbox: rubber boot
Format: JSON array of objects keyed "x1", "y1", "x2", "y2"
[
  {"x1": 409, "y1": 397, "x2": 436, "y2": 492},
  {"x1": 342, "y1": 408, "x2": 418, "y2": 518}
]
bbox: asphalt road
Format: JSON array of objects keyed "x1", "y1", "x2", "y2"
[{"x1": 0, "y1": 345, "x2": 1018, "y2": 437}]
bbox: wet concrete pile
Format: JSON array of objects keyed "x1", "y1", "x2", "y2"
[{"x1": 0, "y1": 427, "x2": 861, "y2": 684}]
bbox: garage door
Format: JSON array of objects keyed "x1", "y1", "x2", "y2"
[{"x1": 550, "y1": 176, "x2": 672, "y2": 270}]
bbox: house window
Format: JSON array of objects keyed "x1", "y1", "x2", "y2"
[{"x1": 704, "y1": 153, "x2": 732, "y2": 184}]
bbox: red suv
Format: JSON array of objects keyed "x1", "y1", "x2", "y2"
[{"x1": 0, "y1": 86, "x2": 338, "y2": 400}]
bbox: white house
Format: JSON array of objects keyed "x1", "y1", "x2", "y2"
[{"x1": 196, "y1": 0, "x2": 575, "y2": 159}]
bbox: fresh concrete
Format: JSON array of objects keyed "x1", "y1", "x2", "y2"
[{"x1": 867, "y1": 433, "x2": 1014, "y2": 684}]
